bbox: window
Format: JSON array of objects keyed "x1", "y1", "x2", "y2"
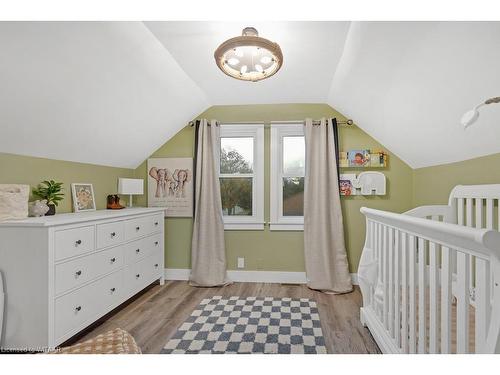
[
  {"x1": 270, "y1": 124, "x2": 305, "y2": 230},
  {"x1": 218, "y1": 124, "x2": 264, "y2": 230}
]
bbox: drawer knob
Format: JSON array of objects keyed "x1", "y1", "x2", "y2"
[
  {"x1": 75, "y1": 306, "x2": 82, "y2": 312},
  {"x1": 110, "y1": 232, "x2": 116, "y2": 237},
  {"x1": 136, "y1": 248, "x2": 140, "y2": 254},
  {"x1": 136, "y1": 274, "x2": 140, "y2": 278},
  {"x1": 155, "y1": 222, "x2": 159, "y2": 226},
  {"x1": 75, "y1": 270, "x2": 82, "y2": 277},
  {"x1": 75, "y1": 240, "x2": 82, "y2": 246},
  {"x1": 154, "y1": 263, "x2": 159, "y2": 268},
  {"x1": 110, "y1": 257, "x2": 116, "y2": 263},
  {"x1": 136, "y1": 226, "x2": 140, "y2": 231},
  {"x1": 154, "y1": 241, "x2": 159, "y2": 246},
  {"x1": 110, "y1": 287, "x2": 116, "y2": 293}
]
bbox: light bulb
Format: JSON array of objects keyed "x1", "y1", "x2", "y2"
[
  {"x1": 227, "y1": 58, "x2": 239, "y2": 66},
  {"x1": 240, "y1": 65, "x2": 248, "y2": 74},
  {"x1": 260, "y1": 56, "x2": 272, "y2": 64},
  {"x1": 255, "y1": 64, "x2": 263, "y2": 73}
]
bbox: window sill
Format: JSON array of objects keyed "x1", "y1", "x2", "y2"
[
  {"x1": 224, "y1": 223, "x2": 265, "y2": 231},
  {"x1": 269, "y1": 223, "x2": 304, "y2": 231}
]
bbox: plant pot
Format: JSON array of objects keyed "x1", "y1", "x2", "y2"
[{"x1": 46, "y1": 204, "x2": 56, "y2": 216}]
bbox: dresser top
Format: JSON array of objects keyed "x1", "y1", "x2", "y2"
[{"x1": 0, "y1": 207, "x2": 166, "y2": 227}]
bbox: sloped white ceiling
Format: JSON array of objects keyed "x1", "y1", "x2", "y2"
[
  {"x1": 145, "y1": 21, "x2": 350, "y2": 105},
  {"x1": 1, "y1": 21, "x2": 500, "y2": 169},
  {"x1": 0, "y1": 22, "x2": 209, "y2": 168},
  {"x1": 328, "y1": 21, "x2": 500, "y2": 168}
]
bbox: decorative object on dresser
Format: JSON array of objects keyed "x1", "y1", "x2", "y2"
[
  {"x1": 147, "y1": 158, "x2": 193, "y2": 217},
  {"x1": 0, "y1": 184, "x2": 29, "y2": 221},
  {"x1": 0, "y1": 207, "x2": 165, "y2": 352},
  {"x1": 71, "y1": 183, "x2": 96, "y2": 212},
  {"x1": 117, "y1": 178, "x2": 144, "y2": 208},
  {"x1": 32, "y1": 180, "x2": 64, "y2": 216},
  {"x1": 28, "y1": 199, "x2": 50, "y2": 217},
  {"x1": 107, "y1": 195, "x2": 125, "y2": 210}
]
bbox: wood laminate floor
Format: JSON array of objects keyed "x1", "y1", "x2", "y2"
[{"x1": 69, "y1": 281, "x2": 381, "y2": 354}]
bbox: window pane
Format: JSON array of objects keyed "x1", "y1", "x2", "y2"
[
  {"x1": 220, "y1": 177, "x2": 253, "y2": 216},
  {"x1": 283, "y1": 177, "x2": 304, "y2": 216},
  {"x1": 283, "y1": 136, "x2": 305, "y2": 175},
  {"x1": 220, "y1": 137, "x2": 253, "y2": 174}
]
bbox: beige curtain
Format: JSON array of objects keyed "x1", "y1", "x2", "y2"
[
  {"x1": 303, "y1": 118, "x2": 352, "y2": 294},
  {"x1": 190, "y1": 119, "x2": 230, "y2": 287}
]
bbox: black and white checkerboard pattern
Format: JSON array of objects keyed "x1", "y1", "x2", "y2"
[{"x1": 161, "y1": 296, "x2": 327, "y2": 354}]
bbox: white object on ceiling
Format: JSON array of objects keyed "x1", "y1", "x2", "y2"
[
  {"x1": 0, "y1": 22, "x2": 209, "y2": 169},
  {"x1": 328, "y1": 21, "x2": 500, "y2": 169},
  {"x1": 145, "y1": 21, "x2": 350, "y2": 105}
]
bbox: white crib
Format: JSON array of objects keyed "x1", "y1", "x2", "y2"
[{"x1": 358, "y1": 184, "x2": 500, "y2": 353}]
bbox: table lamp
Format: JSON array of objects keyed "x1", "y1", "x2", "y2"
[{"x1": 118, "y1": 178, "x2": 144, "y2": 208}]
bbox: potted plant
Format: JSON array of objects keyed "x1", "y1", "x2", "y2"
[{"x1": 32, "y1": 180, "x2": 64, "y2": 216}]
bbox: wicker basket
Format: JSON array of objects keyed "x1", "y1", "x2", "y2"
[{"x1": 0, "y1": 184, "x2": 29, "y2": 221}]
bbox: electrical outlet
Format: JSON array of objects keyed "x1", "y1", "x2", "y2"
[{"x1": 237, "y1": 257, "x2": 245, "y2": 269}]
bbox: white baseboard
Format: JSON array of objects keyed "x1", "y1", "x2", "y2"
[{"x1": 164, "y1": 268, "x2": 358, "y2": 285}]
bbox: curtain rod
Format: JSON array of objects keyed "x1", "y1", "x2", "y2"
[{"x1": 188, "y1": 119, "x2": 354, "y2": 127}]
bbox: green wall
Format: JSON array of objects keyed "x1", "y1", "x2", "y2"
[
  {"x1": 413, "y1": 152, "x2": 500, "y2": 206},
  {"x1": 0, "y1": 152, "x2": 134, "y2": 213},
  {"x1": 134, "y1": 104, "x2": 415, "y2": 273},
  {"x1": 4, "y1": 104, "x2": 497, "y2": 275}
]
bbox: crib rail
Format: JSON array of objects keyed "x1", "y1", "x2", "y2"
[{"x1": 358, "y1": 207, "x2": 500, "y2": 354}]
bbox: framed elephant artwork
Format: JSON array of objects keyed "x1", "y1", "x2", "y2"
[{"x1": 147, "y1": 157, "x2": 193, "y2": 217}]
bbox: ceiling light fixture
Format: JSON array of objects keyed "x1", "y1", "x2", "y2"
[
  {"x1": 214, "y1": 27, "x2": 283, "y2": 82},
  {"x1": 461, "y1": 96, "x2": 500, "y2": 128}
]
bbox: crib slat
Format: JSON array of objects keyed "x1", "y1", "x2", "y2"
[
  {"x1": 486, "y1": 199, "x2": 494, "y2": 229},
  {"x1": 377, "y1": 223, "x2": 383, "y2": 320},
  {"x1": 475, "y1": 199, "x2": 483, "y2": 228},
  {"x1": 394, "y1": 230, "x2": 401, "y2": 348},
  {"x1": 409, "y1": 235, "x2": 417, "y2": 353},
  {"x1": 440, "y1": 246, "x2": 452, "y2": 354},
  {"x1": 475, "y1": 258, "x2": 491, "y2": 353},
  {"x1": 457, "y1": 198, "x2": 465, "y2": 226},
  {"x1": 466, "y1": 198, "x2": 473, "y2": 227},
  {"x1": 383, "y1": 226, "x2": 389, "y2": 330},
  {"x1": 388, "y1": 228, "x2": 395, "y2": 338},
  {"x1": 401, "y1": 232, "x2": 409, "y2": 353},
  {"x1": 429, "y1": 241, "x2": 439, "y2": 353},
  {"x1": 456, "y1": 252, "x2": 470, "y2": 354},
  {"x1": 369, "y1": 221, "x2": 375, "y2": 306},
  {"x1": 418, "y1": 238, "x2": 426, "y2": 353}
]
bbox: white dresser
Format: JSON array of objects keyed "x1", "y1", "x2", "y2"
[{"x1": 0, "y1": 207, "x2": 165, "y2": 351}]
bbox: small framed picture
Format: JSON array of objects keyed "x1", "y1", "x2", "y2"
[{"x1": 71, "y1": 183, "x2": 96, "y2": 212}]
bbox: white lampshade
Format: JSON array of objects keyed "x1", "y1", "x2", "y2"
[{"x1": 118, "y1": 178, "x2": 144, "y2": 195}]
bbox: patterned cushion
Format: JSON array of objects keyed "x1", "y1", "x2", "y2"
[{"x1": 51, "y1": 328, "x2": 141, "y2": 354}]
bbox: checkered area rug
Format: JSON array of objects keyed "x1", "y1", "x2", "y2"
[{"x1": 161, "y1": 296, "x2": 327, "y2": 354}]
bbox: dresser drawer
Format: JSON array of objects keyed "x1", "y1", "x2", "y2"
[
  {"x1": 124, "y1": 214, "x2": 163, "y2": 241},
  {"x1": 55, "y1": 226, "x2": 95, "y2": 261},
  {"x1": 55, "y1": 246, "x2": 123, "y2": 295},
  {"x1": 123, "y1": 253, "x2": 159, "y2": 296},
  {"x1": 143, "y1": 251, "x2": 163, "y2": 280},
  {"x1": 123, "y1": 233, "x2": 162, "y2": 265},
  {"x1": 96, "y1": 221, "x2": 124, "y2": 249},
  {"x1": 55, "y1": 254, "x2": 97, "y2": 295},
  {"x1": 54, "y1": 271, "x2": 122, "y2": 341},
  {"x1": 94, "y1": 245, "x2": 124, "y2": 279}
]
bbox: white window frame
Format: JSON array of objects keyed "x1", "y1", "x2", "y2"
[
  {"x1": 270, "y1": 123, "x2": 305, "y2": 231},
  {"x1": 218, "y1": 124, "x2": 264, "y2": 230}
]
